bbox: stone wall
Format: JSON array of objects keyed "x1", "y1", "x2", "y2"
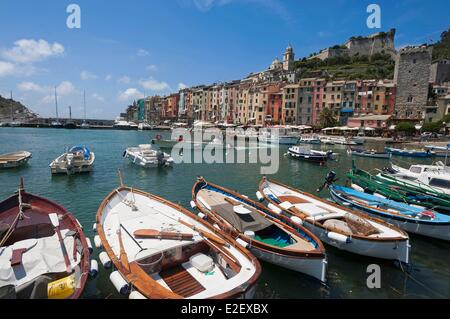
[
  {"x1": 345, "y1": 29, "x2": 396, "y2": 58},
  {"x1": 394, "y1": 46, "x2": 432, "y2": 120},
  {"x1": 309, "y1": 29, "x2": 396, "y2": 61},
  {"x1": 430, "y1": 60, "x2": 450, "y2": 84}
]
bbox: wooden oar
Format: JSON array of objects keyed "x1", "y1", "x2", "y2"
[
  {"x1": 112, "y1": 215, "x2": 130, "y2": 273},
  {"x1": 178, "y1": 218, "x2": 228, "y2": 246},
  {"x1": 49, "y1": 213, "x2": 72, "y2": 274},
  {"x1": 133, "y1": 229, "x2": 194, "y2": 241}
]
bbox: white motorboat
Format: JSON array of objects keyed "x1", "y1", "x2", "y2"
[
  {"x1": 49, "y1": 146, "x2": 95, "y2": 175},
  {"x1": 259, "y1": 177, "x2": 410, "y2": 265},
  {"x1": 0, "y1": 151, "x2": 32, "y2": 168},
  {"x1": 424, "y1": 145, "x2": 450, "y2": 158},
  {"x1": 138, "y1": 123, "x2": 152, "y2": 131},
  {"x1": 96, "y1": 182, "x2": 261, "y2": 299},
  {"x1": 384, "y1": 162, "x2": 450, "y2": 181},
  {"x1": 123, "y1": 144, "x2": 173, "y2": 168}
]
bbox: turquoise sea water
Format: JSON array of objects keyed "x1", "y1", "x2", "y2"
[{"x1": 1, "y1": 127, "x2": 449, "y2": 299}]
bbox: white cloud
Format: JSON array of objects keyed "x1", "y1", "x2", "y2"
[
  {"x1": 17, "y1": 81, "x2": 46, "y2": 92},
  {"x1": 0, "y1": 61, "x2": 35, "y2": 77},
  {"x1": 118, "y1": 75, "x2": 131, "y2": 84},
  {"x1": 137, "y1": 49, "x2": 149, "y2": 57},
  {"x1": 57, "y1": 81, "x2": 76, "y2": 96},
  {"x1": 146, "y1": 64, "x2": 158, "y2": 71},
  {"x1": 178, "y1": 83, "x2": 188, "y2": 90},
  {"x1": 92, "y1": 93, "x2": 105, "y2": 102},
  {"x1": 105, "y1": 74, "x2": 112, "y2": 81},
  {"x1": 0, "y1": 61, "x2": 16, "y2": 77},
  {"x1": 80, "y1": 70, "x2": 97, "y2": 80},
  {"x1": 118, "y1": 88, "x2": 143, "y2": 101},
  {"x1": 2, "y1": 39, "x2": 64, "y2": 63},
  {"x1": 40, "y1": 81, "x2": 76, "y2": 104},
  {"x1": 139, "y1": 78, "x2": 170, "y2": 91}
]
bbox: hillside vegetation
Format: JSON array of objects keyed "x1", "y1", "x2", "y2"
[
  {"x1": 0, "y1": 95, "x2": 38, "y2": 122},
  {"x1": 432, "y1": 28, "x2": 450, "y2": 60},
  {"x1": 294, "y1": 52, "x2": 395, "y2": 80}
]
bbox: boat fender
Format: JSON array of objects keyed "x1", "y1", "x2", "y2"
[
  {"x1": 89, "y1": 259, "x2": 98, "y2": 277},
  {"x1": 267, "y1": 203, "x2": 282, "y2": 214},
  {"x1": 342, "y1": 202, "x2": 351, "y2": 207},
  {"x1": 290, "y1": 216, "x2": 303, "y2": 226},
  {"x1": 129, "y1": 290, "x2": 147, "y2": 299},
  {"x1": 93, "y1": 223, "x2": 97, "y2": 232},
  {"x1": 351, "y1": 184, "x2": 365, "y2": 192},
  {"x1": 197, "y1": 212, "x2": 206, "y2": 219},
  {"x1": 242, "y1": 195, "x2": 249, "y2": 199},
  {"x1": 327, "y1": 232, "x2": 351, "y2": 244},
  {"x1": 85, "y1": 237, "x2": 93, "y2": 253},
  {"x1": 122, "y1": 150, "x2": 127, "y2": 158},
  {"x1": 255, "y1": 191, "x2": 264, "y2": 202},
  {"x1": 190, "y1": 200, "x2": 197, "y2": 209},
  {"x1": 213, "y1": 224, "x2": 221, "y2": 230},
  {"x1": 110, "y1": 271, "x2": 130, "y2": 295},
  {"x1": 236, "y1": 238, "x2": 248, "y2": 248},
  {"x1": 99, "y1": 251, "x2": 112, "y2": 269},
  {"x1": 94, "y1": 235, "x2": 102, "y2": 248}
]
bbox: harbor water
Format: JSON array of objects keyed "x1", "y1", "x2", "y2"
[{"x1": 1, "y1": 127, "x2": 449, "y2": 299}]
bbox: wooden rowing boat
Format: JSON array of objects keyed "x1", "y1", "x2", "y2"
[
  {"x1": 329, "y1": 184, "x2": 450, "y2": 241},
  {"x1": 0, "y1": 179, "x2": 90, "y2": 299},
  {"x1": 0, "y1": 151, "x2": 32, "y2": 169},
  {"x1": 192, "y1": 178, "x2": 328, "y2": 283},
  {"x1": 96, "y1": 183, "x2": 261, "y2": 299},
  {"x1": 258, "y1": 177, "x2": 410, "y2": 265}
]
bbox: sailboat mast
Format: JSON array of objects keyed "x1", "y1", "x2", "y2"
[
  {"x1": 69, "y1": 106, "x2": 72, "y2": 120},
  {"x1": 83, "y1": 90, "x2": 87, "y2": 120},
  {"x1": 10, "y1": 91, "x2": 13, "y2": 121},
  {"x1": 54, "y1": 87, "x2": 59, "y2": 120}
]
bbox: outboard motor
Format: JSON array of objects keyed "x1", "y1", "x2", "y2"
[{"x1": 156, "y1": 151, "x2": 166, "y2": 166}]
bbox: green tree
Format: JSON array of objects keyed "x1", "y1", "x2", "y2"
[
  {"x1": 422, "y1": 121, "x2": 443, "y2": 133},
  {"x1": 395, "y1": 122, "x2": 416, "y2": 135},
  {"x1": 319, "y1": 108, "x2": 339, "y2": 128}
]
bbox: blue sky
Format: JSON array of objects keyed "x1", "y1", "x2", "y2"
[{"x1": 0, "y1": 0, "x2": 449, "y2": 119}]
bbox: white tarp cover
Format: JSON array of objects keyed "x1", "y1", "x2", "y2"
[{"x1": 0, "y1": 230, "x2": 79, "y2": 288}]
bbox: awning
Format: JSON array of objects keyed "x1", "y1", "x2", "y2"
[
  {"x1": 364, "y1": 127, "x2": 375, "y2": 131},
  {"x1": 389, "y1": 125, "x2": 396, "y2": 130},
  {"x1": 340, "y1": 108, "x2": 354, "y2": 113}
]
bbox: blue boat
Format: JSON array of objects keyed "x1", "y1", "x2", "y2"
[
  {"x1": 384, "y1": 147, "x2": 434, "y2": 158},
  {"x1": 329, "y1": 184, "x2": 450, "y2": 241}
]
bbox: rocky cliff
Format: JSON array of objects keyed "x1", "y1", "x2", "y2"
[{"x1": 0, "y1": 95, "x2": 39, "y2": 123}]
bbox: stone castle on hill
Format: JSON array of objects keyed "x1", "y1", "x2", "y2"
[{"x1": 310, "y1": 28, "x2": 396, "y2": 60}]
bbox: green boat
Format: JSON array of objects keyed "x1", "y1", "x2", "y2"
[{"x1": 346, "y1": 162, "x2": 450, "y2": 214}]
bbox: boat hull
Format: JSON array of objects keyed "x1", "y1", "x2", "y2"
[
  {"x1": 249, "y1": 246, "x2": 326, "y2": 282},
  {"x1": 303, "y1": 221, "x2": 410, "y2": 263},
  {"x1": 50, "y1": 152, "x2": 95, "y2": 175},
  {"x1": 0, "y1": 152, "x2": 32, "y2": 168}
]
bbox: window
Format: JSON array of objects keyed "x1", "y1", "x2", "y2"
[
  {"x1": 376, "y1": 95, "x2": 380, "y2": 101},
  {"x1": 429, "y1": 178, "x2": 450, "y2": 189},
  {"x1": 407, "y1": 96, "x2": 414, "y2": 103}
]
